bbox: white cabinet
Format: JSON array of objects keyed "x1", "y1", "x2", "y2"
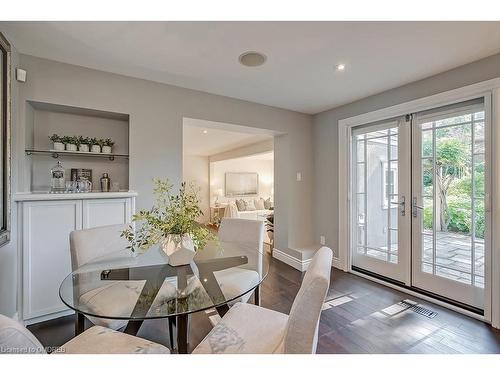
[
  {"x1": 16, "y1": 192, "x2": 137, "y2": 324},
  {"x1": 22, "y1": 200, "x2": 81, "y2": 321},
  {"x1": 82, "y1": 198, "x2": 133, "y2": 229}
]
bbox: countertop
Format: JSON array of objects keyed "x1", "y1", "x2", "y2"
[{"x1": 14, "y1": 190, "x2": 138, "y2": 201}]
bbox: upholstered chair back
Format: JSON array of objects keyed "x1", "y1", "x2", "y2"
[
  {"x1": 69, "y1": 224, "x2": 129, "y2": 270},
  {"x1": 218, "y1": 218, "x2": 264, "y2": 274},
  {"x1": 283, "y1": 246, "x2": 333, "y2": 354},
  {"x1": 218, "y1": 218, "x2": 264, "y2": 252},
  {"x1": 0, "y1": 314, "x2": 46, "y2": 354}
]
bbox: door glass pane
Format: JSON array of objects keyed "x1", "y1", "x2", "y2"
[
  {"x1": 417, "y1": 106, "x2": 485, "y2": 288},
  {"x1": 353, "y1": 124, "x2": 399, "y2": 264}
]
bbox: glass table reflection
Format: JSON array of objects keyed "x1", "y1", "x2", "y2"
[{"x1": 59, "y1": 240, "x2": 268, "y2": 353}]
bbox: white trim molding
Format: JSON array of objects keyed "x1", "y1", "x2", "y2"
[
  {"x1": 272, "y1": 248, "x2": 312, "y2": 271},
  {"x1": 337, "y1": 76, "x2": 500, "y2": 328}
]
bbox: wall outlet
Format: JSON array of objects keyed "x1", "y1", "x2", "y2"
[
  {"x1": 296, "y1": 172, "x2": 302, "y2": 181},
  {"x1": 320, "y1": 235, "x2": 325, "y2": 245}
]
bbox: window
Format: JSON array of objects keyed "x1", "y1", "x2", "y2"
[
  {"x1": 381, "y1": 161, "x2": 398, "y2": 209},
  {"x1": 0, "y1": 33, "x2": 11, "y2": 247}
]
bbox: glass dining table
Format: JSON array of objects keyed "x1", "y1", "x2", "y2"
[{"x1": 59, "y1": 240, "x2": 268, "y2": 353}]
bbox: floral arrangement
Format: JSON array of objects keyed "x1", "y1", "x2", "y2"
[{"x1": 121, "y1": 179, "x2": 215, "y2": 252}]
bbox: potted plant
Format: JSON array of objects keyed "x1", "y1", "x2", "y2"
[
  {"x1": 89, "y1": 137, "x2": 101, "y2": 153},
  {"x1": 49, "y1": 134, "x2": 64, "y2": 151},
  {"x1": 101, "y1": 138, "x2": 114, "y2": 154},
  {"x1": 78, "y1": 136, "x2": 90, "y2": 152},
  {"x1": 121, "y1": 179, "x2": 215, "y2": 266},
  {"x1": 63, "y1": 136, "x2": 78, "y2": 151}
]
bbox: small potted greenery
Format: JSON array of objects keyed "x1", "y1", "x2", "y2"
[
  {"x1": 89, "y1": 137, "x2": 101, "y2": 153},
  {"x1": 101, "y1": 138, "x2": 114, "y2": 154},
  {"x1": 121, "y1": 179, "x2": 215, "y2": 266},
  {"x1": 49, "y1": 134, "x2": 64, "y2": 151},
  {"x1": 78, "y1": 136, "x2": 90, "y2": 152},
  {"x1": 63, "y1": 136, "x2": 78, "y2": 151}
]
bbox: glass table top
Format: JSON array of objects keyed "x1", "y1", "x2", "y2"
[{"x1": 59, "y1": 240, "x2": 268, "y2": 320}]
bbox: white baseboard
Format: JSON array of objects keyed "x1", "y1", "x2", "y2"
[
  {"x1": 273, "y1": 248, "x2": 311, "y2": 272},
  {"x1": 24, "y1": 309, "x2": 74, "y2": 326},
  {"x1": 332, "y1": 257, "x2": 342, "y2": 270}
]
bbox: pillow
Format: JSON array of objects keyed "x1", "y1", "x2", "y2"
[
  {"x1": 235, "y1": 199, "x2": 246, "y2": 211},
  {"x1": 245, "y1": 199, "x2": 256, "y2": 211},
  {"x1": 264, "y1": 198, "x2": 272, "y2": 210},
  {"x1": 254, "y1": 198, "x2": 265, "y2": 210}
]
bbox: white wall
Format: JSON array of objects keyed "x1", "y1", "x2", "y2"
[
  {"x1": 210, "y1": 157, "x2": 274, "y2": 206},
  {"x1": 182, "y1": 155, "x2": 210, "y2": 223},
  {"x1": 0, "y1": 52, "x2": 314, "y2": 317}
]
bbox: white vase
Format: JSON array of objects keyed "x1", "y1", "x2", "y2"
[
  {"x1": 102, "y1": 145, "x2": 112, "y2": 154},
  {"x1": 66, "y1": 143, "x2": 77, "y2": 151},
  {"x1": 91, "y1": 144, "x2": 101, "y2": 153},
  {"x1": 161, "y1": 234, "x2": 196, "y2": 266},
  {"x1": 79, "y1": 144, "x2": 90, "y2": 152},
  {"x1": 53, "y1": 142, "x2": 65, "y2": 151}
]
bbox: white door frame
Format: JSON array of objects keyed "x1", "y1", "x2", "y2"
[{"x1": 337, "y1": 77, "x2": 500, "y2": 328}]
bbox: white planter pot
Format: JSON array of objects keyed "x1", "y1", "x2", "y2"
[
  {"x1": 91, "y1": 145, "x2": 101, "y2": 153},
  {"x1": 79, "y1": 144, "x2": 90, "y2": 152},
  {"x1": 53, "y1": 142, "x2": 65, "y2": 151},
  {"x1": 66, "y1": 143, "x2": 77, "y2": 151},
  {"x1": 161, "y1": 234, "x2": 196, "y2": 266},
  {"x1": 102, "y1": 145, "x2": 112, "y2": 154}
]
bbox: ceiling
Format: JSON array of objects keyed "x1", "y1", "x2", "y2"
[
  {"x1": 183, "y1": 119, "x2": 272, "y2": 156},
  {"x1": 2, "y1": 22, "x2": 500, "y2": 114}
]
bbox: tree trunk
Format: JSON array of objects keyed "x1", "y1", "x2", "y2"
[{"x1": 439, "y1": 189, "x2": 448, "y2": 231}]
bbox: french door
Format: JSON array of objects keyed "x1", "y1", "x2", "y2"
[
  {"x1": 351, "y1": 117, "x2": 411, "y2": 284},
  {"x1": 351, "y1": 98, "x2": 489, "y2": 310}
]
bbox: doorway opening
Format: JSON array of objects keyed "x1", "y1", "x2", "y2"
[{"x1": 182, "y1": 118, "x2": 276, "y2": 253}]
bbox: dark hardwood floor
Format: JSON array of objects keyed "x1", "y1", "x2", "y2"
[{"x1": 28, "y1": 254, "x2": 500, "y2": 354}]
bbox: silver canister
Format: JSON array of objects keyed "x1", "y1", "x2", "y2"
[{"x1": 100, "y1": 173, "x2": 111, "y2": 192}]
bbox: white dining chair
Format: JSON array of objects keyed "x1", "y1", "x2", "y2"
[
  {"x1": 70, "y1": 224, "x2": 178, "y2": 348},
  {"x1": 69, "y1": 224, "x2": 140, "y2": 331},
  {"x1": 216, "y1": 218, "x2": 264, "y2": 305},
  {"x1": 192, "y1": 246, "x2": 333, "y2": 354},
  {"x1": 0, "y1": 314, "x2": 169, "y2": 354}
]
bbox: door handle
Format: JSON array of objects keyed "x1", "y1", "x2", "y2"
[
  {"x1": 412, "y1": 197, "x2": 424, "y2": 218},
  {"x1": 399, "y1": 195, "x2": 406, "y2": 216}
]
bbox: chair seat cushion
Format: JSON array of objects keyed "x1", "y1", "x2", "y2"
[
  {"x1": 193, "y1": 302, "x2": 288, "y2": 354},
  {"x1": 57, "y1": 326, "x2": 170, "y2": 354},
  {"x1": 80, "y1": 280, "x2": 177, "y2": 330},
  {"x1": 215, "y1": 268, "x2": 259, "y2": 304}
]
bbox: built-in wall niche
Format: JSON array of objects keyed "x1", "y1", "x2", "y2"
[{"x1": 24, "y1": 101, "x2": 130, "y2": 192}]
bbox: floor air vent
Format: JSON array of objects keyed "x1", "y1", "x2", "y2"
[{"x1": 398, "y1": 299, "x2": 437, "y2": 318}]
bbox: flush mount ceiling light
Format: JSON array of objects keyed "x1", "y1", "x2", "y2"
[
  {"x1": 336, "y1": 63, "x2": 346, "y2": 72},
  {"x1": 203, "y1": 130, "x2": 208, "y2": 134},
  {"x1": 239, "y1": 51, "x2": 267, "y2": 67}
]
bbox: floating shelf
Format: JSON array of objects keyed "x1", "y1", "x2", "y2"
[{"x1": 25, "y1": 149, "x2": 129, "y2": 161}]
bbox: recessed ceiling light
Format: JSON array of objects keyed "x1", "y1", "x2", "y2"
[
  {"x1": 336, "y1": 63, "x2": 346, "y2": 72},
  {"x1": 203, "y1": 130, "x2": 208, "y2": 134},
  {"x1": 239, "y1": 51, "x2": 267, "y2": 67}
]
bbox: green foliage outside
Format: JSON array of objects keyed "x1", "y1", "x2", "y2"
[{"x1": 422, "y1": 136, "x2": 484, "y2": 239}]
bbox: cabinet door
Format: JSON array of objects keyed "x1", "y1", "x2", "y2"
[
  {"x1": 22, "y1": 200, "x2": 82, "y2": 320},
  {"x1": 82, "y1": 198, "x2": 132, "y2": 229}
]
